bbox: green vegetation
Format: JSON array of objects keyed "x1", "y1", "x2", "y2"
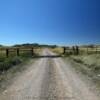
[
  {"x1": 0, "y1": 56, "x2": 35, "y2": 92},
  {"x1": 0, "y1": 48, "x2": 40, "y2": 73},
  {"x1": 0, "y1": 56, "x2": 27, "y2": 73},
  {"x1": 0, "y1": 44, "x2": 43, "y2": 73}
]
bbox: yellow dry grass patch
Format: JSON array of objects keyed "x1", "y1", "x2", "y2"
[{"x1": 51, "y1": 47, "x2": 63, "y2": 54}]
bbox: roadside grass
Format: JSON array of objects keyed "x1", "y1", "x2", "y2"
[
  {"x1": 70, "y1": 54, "x2": 100, "y2": 74},
  {"x1": 0, "y1": 48, "x2": 42, "y2": 92},
  {"x1": 0, "y1": 50, "x2": 40, "y2": 73},
  {"x1": 0, "y1": 51, "x2": 35, "y2": 73},
  {"x1": 0, "y1": 56, "x2": 22, "y2": 73},
  {"x1": 66, "y1": 54, "x2": 100, "y2": 91},
  {"x1": 34, "y1": 48, "x2": 42, "y2": 56},
  {"x1": 0, "y1": 57, "x2": 35, "y2": 92},
  {"x1": 51, "y1": 47, "x2": 63, "y2": 54}
]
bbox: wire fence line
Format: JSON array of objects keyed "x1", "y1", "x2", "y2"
[
  {"x1": 0, "y1": 47, "x2": 35, "y2": 57},
  {"x1": 62, "y1": 46, "x2": 100, "y2": 55}
]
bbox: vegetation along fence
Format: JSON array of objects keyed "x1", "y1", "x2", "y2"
[
  {"x1": 63, "y1": 46, "x2": 100, "y2": 55},
  {"x1": 0, "y1": 47, "x2": 35, "y2": 57}
]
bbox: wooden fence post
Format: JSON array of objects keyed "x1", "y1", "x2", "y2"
[
  {"x1": 63, "y1": 47, "x2": 66, "y2": 54},
  {"x1": 87, "y1": 47, "x2": 88, "y2": 54},
  {"x1": 16, "y1": 48, "x2": 19, "y2": 56},
  {"x1": 72, "y1": 46, "x2": 75, "y2": 54},
  {"x1": 6, "y1": 49, "x2": 9, "y2": 57},
  {"x1": 96, "y1": 46, "x2": 97, "y2": 54},
  {"x1": 76, "y1": 46, "x2": 79, "y2": 55},
  {"x1": 31, "y1": 48, "x2": 34, "y2": 56}
]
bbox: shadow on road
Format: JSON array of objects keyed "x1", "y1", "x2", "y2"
[{"x1": 33, "y1": 55, "x2": 62, "y2": 58}]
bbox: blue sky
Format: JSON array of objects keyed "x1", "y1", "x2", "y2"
[{"x1": 0, "y1": 0, "x2": 100, "y2": 46}]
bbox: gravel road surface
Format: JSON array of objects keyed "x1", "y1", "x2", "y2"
[{"x1": 0, "y1": 49, "x2": 99, "y2": 100}]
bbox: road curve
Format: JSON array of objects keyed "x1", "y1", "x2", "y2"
[{"x1": 0, "y1": 49, "x2": 99, "y2": 100}]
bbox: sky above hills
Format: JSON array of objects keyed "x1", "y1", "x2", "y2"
[{"x1": 0, "y1": 0, "x2": 100, "y2": 46}]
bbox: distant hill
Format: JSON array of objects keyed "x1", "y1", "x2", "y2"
[
  {"x1": 0, "y1": 45, "x2": 3, "y2": 47},
  {"x1": 13, "y1": 43, "x2": 57, "y2": 48}
]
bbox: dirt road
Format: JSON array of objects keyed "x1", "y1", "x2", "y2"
[{"x1": 0, "y1": 49, "x2": 99, "y2": 100}]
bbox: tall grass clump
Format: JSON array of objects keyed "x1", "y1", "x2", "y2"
[{"x1": 0, "y1": 56, "x2": 23, "y2": 73}]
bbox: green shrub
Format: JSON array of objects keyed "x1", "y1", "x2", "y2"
[
  {"x1": 0, "y1": 62, "x2": 11, "y2": 72},
  {"x1": 0, "y1": 57, "x2": 22, "y2": 72},
  {"x1": 9, "y1": 57, "x2": 22, "y2": 65}
]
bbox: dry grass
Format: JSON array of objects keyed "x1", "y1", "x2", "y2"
[
  {"x1": 51, "y1": 47, "x2": 63, "y2": 54},
  {"x1": 68, "y1": 54, "x2": 100, "y2": 91},
  {"x1": 79, "y1": 47, "x2": 100, "y2": 54}
]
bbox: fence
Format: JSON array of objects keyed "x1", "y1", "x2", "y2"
[
  {"x1": 63, "y1": 46, "x2": 100, "y2": 55},
  {"x1": 0, "y1": 47, "x2": 35, "y2": 57}
]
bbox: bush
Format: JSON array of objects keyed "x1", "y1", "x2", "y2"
[
  {"x1": 0, "y1": 57, "x2": 22, "y2": 72},
  {"x1": 9, "y1": 57, "x2": 22, "y2": 65}
]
